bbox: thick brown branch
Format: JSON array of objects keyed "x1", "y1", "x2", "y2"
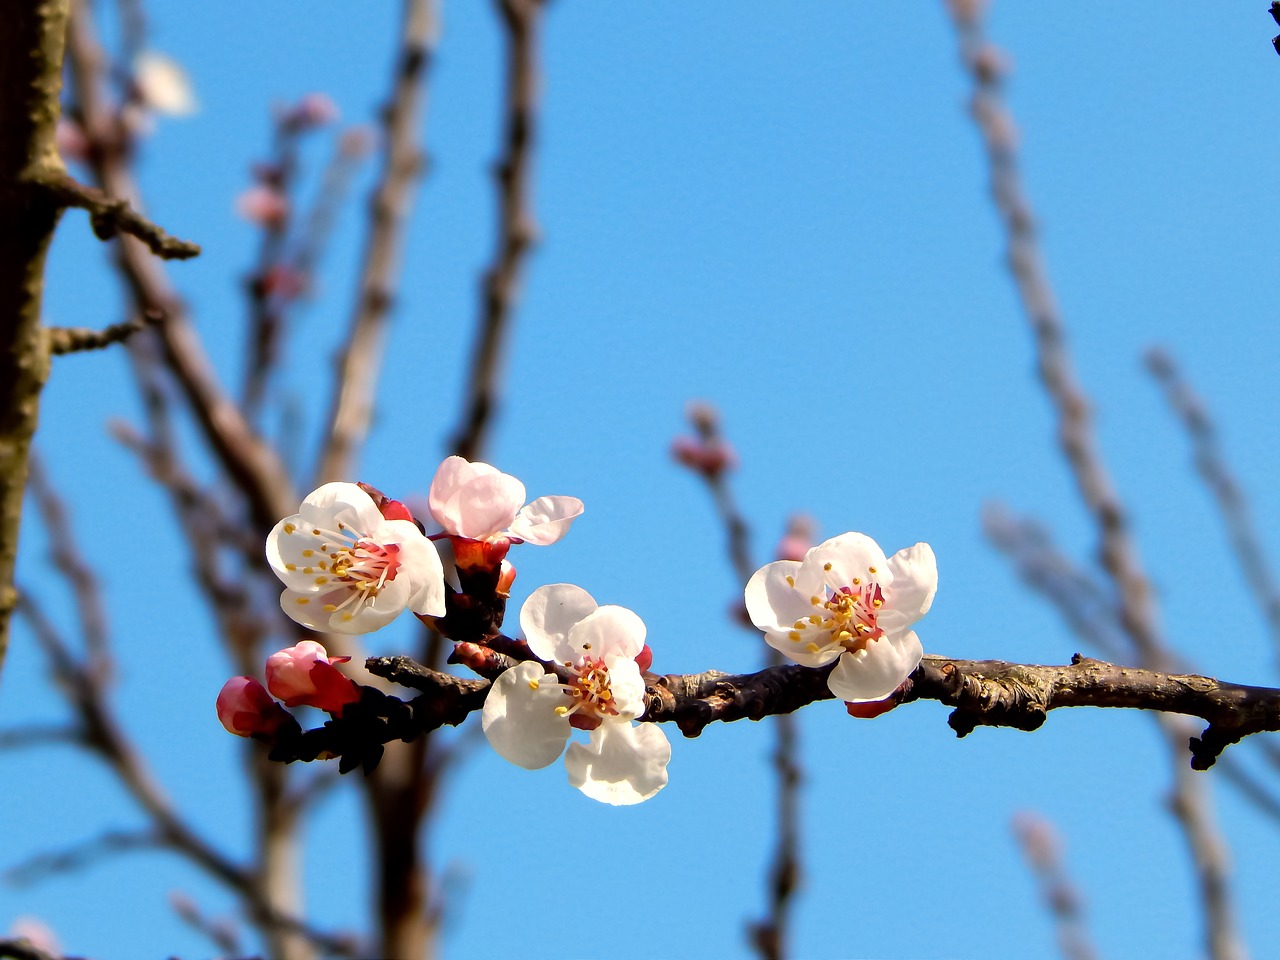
[
  {"x1": 0, "y1": 0, "x2": 69, "y2": 682},
  {"x1": 35, "y1": 168, "x2": 199, "y2": 259}
]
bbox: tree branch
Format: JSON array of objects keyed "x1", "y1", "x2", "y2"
[{"x1": 35, "y1": 168, "x2": 199, "y2": 259}]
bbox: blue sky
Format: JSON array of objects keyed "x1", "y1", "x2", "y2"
[{"x1": 3, "y1": 2, "x2": 1280, "y2": 958}]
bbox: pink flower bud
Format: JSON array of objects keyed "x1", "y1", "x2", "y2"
[
  {"x1": 774, "y1": 514, "x2": 816, "y2": 562},
  {"x1": 265, "y1": 641, "x2": 361, "y2": 715},
  {"x1": 671, "y1": 436, "x2": 737, "y2": 477},
  {"x1": 635, "y1": 643, "x2": 653, "y2": 673},
  {"x1": 216, "y1": 676, "x2": 292, "y2": 737},
  {"x1": 287, "y1": 92, "x2": 340, "y2": 129},
  {"x1": 236, "y1": 185, "x2": 289, "y2": 228}
]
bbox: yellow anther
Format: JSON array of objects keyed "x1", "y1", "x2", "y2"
[
  {"x1": 785, "y1": 575, "x2": 795, "y2": 587},
  {"x1": 301, "y1": 549, "x2": 314, "y2": 558},
  {"x1": 836, "y1": 630, "x2": 853, "y2": 643},
  {"x1": 793, "y1": 620, "x2": 806, "y2": 630},
  {"x1": 285, "y1": 563, "x2": 297, "y2": 572},
  {"x1": 788, "y1": 630, "x2": 802, "y2": 642},
  {"x1": 810, "y1": 596, "x2": 821, "y2": 606},
  {"x1": 805, "y1": 642, "x2": 821, "y2": 653},
  {"x1": 852, "y1": 577, "x2": 861, "y2": 585},
  {"x1": 323, "y1": 604, "x2": 337, "y2": 612},
  {"x1": 868, "y1": 566, "x2": 877, "y2": 574},
  {"x1": 823, "y1": 562, "x2": 833, "y2": 571},
  {"x1": 583, "y1": 643, "x2": 592, "y2": 650},
  {"x1": 873, "y1": 599, "x2": 882, "y2": 607},
  {"x1": 302, "y1": 567, "x2": 313, "y2": 575},
  {"x1": 283, "y1": 523, "x2": 296, "y2": 534},
  {"x1": 315, "y1": 576, "x2": 328, "y2": 585},
  {"x1": 528, "y1": 679, "x2": 540, "y2": 690},
  {"x1": 312, "y1": 528, "x2": 322, "y2": 535},
  {"x1": 342, "y1": 614, "x2": 353, "y2": 621},
  {"x1": 555, "y1": 706, "x2": 569, "y2": 716},
  {"x1": 809, "y1": 615, "x2": 822, "y2": 625},
  {"x1": 295, "y1": 597, "x2": 310, "y2": 605}
]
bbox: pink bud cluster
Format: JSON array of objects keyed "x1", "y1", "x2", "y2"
[{"x1": 216, "y1": 641, "x2": 360, "y2": 739}]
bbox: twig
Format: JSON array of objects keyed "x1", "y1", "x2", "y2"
[
  {"x1": 0, "y1": 726, "x2": 80, "y2": 751},
  {"x1": 3, "y1": 829, "x2": 160, "y2": 887},
  {"x1": 449, "y1": 0, "x2": 545, "y2": 460},
  {"x1": 1011, "y1": 813, "x2": 1099, "y2": 960},
  {"x1": 44, "y1": 316, "x2": 149, "y2": 354},
  {"x1": 169, "y1": 891, "x2": 243, "y2": 958},
  {"x1": 25, "y1": 454, "x2": 110, "y2": 670},
  {"x1": 947, "y1": 4, "x2": 1243, "y2": 956},
  {"x1": 316, "y1": 0, "x2": 436, "y2": 483},
  {"x1": 1146, "y1": 347, "x2": 1280, "y2": 663},
  {"x1": 35, "y1": 169, "x2": 199, "y2": 259}
]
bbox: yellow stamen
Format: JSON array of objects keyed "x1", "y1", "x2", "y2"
[
  {"x1": 805, "y1": 642, "x2": 821, "y2": 653},
  {"x1": 283, "y1": 523, "x2": 296, "y2": 534},
  {"x1": 785, "y1": 575, "x2": 795, "y2": 587},
  {"x1": 823, "y1": 562, "x2": 832, "y2": 571},
  {"x1": 788, "y1": 630, "x2": 801, "y2": 641},
  {"x1": 295, "y1": 597, "x2": 310, "y2": 605},
  {"x1": 528, "y1": 679, "x2": 540, "y2": 690}
]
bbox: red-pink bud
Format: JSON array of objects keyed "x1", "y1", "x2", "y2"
[
  {"x1": 451, "y1": 536, "x2": 511, "y2": 572},
  {"x1": 216, "y1": 676, "x2": 291, "y2": 737},
  {"x1": 844, "y1": 698, "x2": 899, "y2": 720},
  {"x1": 265, "y1": 641, "x2": 361, "y2": 715},
  {"x1": 635, "y1": 644, "x2": 653, "y2": 673},
  {"x1": 495, "y1": 559, "x2": 517, "y2": 598}
]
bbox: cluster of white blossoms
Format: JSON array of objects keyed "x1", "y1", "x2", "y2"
[{"x1": 252, "y1": 456, "x2": 937, "y2": 805}]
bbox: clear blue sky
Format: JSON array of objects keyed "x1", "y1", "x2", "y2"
[{"x1": 4, "y1": 2, "x2": 1280, "y2": 958}]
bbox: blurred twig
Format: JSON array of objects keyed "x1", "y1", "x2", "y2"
[
  {"x1": 1145, "y1": 347, "x2": 1280, "y2": 663},
  {"x1": 948, "y1": 3, "x2": 1244, "y2": 956},
  {"x1": 672, "y1": 403, "x2": 801, "y2": 960},
  {"x1": 449, "y1": 0, "x2": 545, "y2": 460},
  {"x1": 3, "y1": 829, "x2": 160, "y2": 887},
  {"x1": 316, "y1": 0, "x2": 436, "y2": 484},
  {"x1": 1012, "y1": 813, "x2": 1099, "y2": 960}
]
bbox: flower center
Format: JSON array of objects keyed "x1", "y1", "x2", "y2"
[
  {"x1": 786, "y1": 577, "x2": 885, "y2": 657},
  {"x1": 552, "y1": 656, "x2": 619, "y2": 729},
  {"x1": 305, "y1": 523, "x2": 402, "y2": 621}
]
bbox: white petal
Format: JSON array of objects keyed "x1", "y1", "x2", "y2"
[
  {"x1": 826, "y1": 630, "x2": 924, "y2": 703},
  {"x1": 804, "y1": 532, "x2": 890, "y2": 594},
  {"x1": 266, "y1": 515, "x2": 326, "y2": 591},
  {"x1": 327, "y1": 576, "x2": 411, "y2": 634},
  {"x1": 565, "y1": 720, "x2": 671, "y2": 805},
  {"x1": 482, "y1": 662, "x2": 570, "y2": 769},
  {"x1": 568, "y1": 605, "x2": 645, "y2": 661},
  {"x1": 434, "y1": 538, "x2": 462, "y2": 593},
  {"x1": 279, "y1": 588, "x2": 327, "y2": 631},
  {"x1": 603, "y1": 655, "x2": 646, "y2": 720},
  {"x1": 506, "y1": 496, "x2": 584, "y2": 545},
  {"x1": 878, "y1": 542, "x2": 938, "y2": 635},
  {"x1": 134, "y1": 52, "x2": 197, "y2": 116},
  {"x1": 298, "y1": 481, "x2": 383, "y2": 534},
  {"x1": 520, "y1": 583, "x2": 597, "y2": 662},
  {"x1": 383, "y1": 520, "x2": 446, "y2": 617},
  {"x1": 438, "y1": 472, "x2": 526, "y2": 540},
  {"x1": 744, "y1": 560, "x2": 811, "y2": 633},
  {"x1": 764, "y1": 629, "x2": 843, "y2": 668}
]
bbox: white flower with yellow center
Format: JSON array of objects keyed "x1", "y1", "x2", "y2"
[
  {"x1": 745, "y1": 532, "x2": 937, "y2": 702},
  {"x1": 267, "y1": 482, "x2": 445, "y2": 634},
  {"x1": 482, "y1": 583, "x2": 670, "y2": 805}
]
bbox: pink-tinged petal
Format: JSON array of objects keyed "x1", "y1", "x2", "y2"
[
  {"x1": 602, "y1": 656, "x2": 646, "y2": 721},
  {"x1": 506, "y1": 496, "x2": 584, "y2": 545},
  {"x1": 763, "y1": 629, "x2": 843, "y2": 668},
  {"x1": 745, "y1": 561, "x2": 810, "y2": 634},
  {"x1": 804, "y1": 533, "x2": 889, "y2": 594},
  {"x1": 520, "y1": 583, "x2": 597, "y2": 662},
  {"x1": 878, "y1": 542, "x2": 938, "y2": 636},
  {"x1": 826, "y1": 630, "x2": 923, "y2": 703},
  {"x1": 568, "y1": 605, "x2": 645, "y2": 661},
  {"x1": 438, "y1": 472, "x2": 526, "y2": 540},
  {"x1": 427, "y1": 456, "x2": 498, "y2": 518},
  {"x1": 566, "y1": 720, "x2": 671, "y2": 805},
  {"x1": 482, "y1": 662, "x2": 570, "y2": 769}
]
